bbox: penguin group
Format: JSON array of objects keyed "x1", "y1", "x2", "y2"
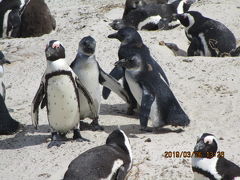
[{"x1": 1, "y1": 0, "x2": 240, "y2": 179}]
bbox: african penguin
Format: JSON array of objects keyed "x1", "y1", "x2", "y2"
[
  {"x1": 70, "y1": 36, "x2": 130, "y2": 131},
  {"x1": 110, "y1": 0, "x2": 196, "y2": 31},
  {"x1": 0, "y1": 51, "x2": 11, "y2": 101},
  {"x1": 0, "y1": 93, "x2": 20, "y2": 135},
  {"x1": 63, "y1": 129, "x2": 132, "y2": 180},
  {"x1": 102, "y1": 27, "x2": 169, "y2": 115},
  {"x1": 31, "y1": 40, "x2": 92, "y2": 148},
  {"x1": 159, "y1": 41, "x2": 187, "y2": 56},
  {"x1": 176, "y1": 11, "x2": 237, "y2": 57},
  {"x1": 115, "y1": 54, "x2": 190, "y2": 132},
  {"x1": 192, "y1": 133, "x2": 240, "y2": 180}
]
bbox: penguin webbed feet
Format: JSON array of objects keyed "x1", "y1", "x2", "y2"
[
  {"x1": 47, "y1": 132, "x2": 67, "y2": 148},
  {"x1": 90, "y1": 118, "x2": 104, "y2": 131},
  {"x1": 140, "y1": 126, "x2": 153, "y2": 132},
  {"x1": 73, "y1": 129, "x2": 90, "y2": 142}
]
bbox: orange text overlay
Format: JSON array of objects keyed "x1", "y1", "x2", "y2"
[{"x1": 164, "y1": 151, "x2": 225, "y2": 158}]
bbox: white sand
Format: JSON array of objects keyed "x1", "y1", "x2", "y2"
[{"x1": 0, "y1": 0, "x2": 240, "y2": 179}]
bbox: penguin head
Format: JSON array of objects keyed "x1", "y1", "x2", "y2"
[
  {"x1": 194, "y1": 133, "x2": 218, "y2": 158},
  {"x1": 115, "y1": 54, "x2": 143, "y2": 71},
  {"x1": 0, "y1": 51, "x2": 11, "y2": 65},
  {"x1": 45, "y1": 40, "x2": 65, "y2": 61},
  {"x1": 78, "y1": 36, "x2": 96, "y2": 56},
  {"x1": 106, "y1": 129, "x2": 132, "y2": 155},
  {"x1": 176, "y1": 11, "x2": 203, "y2": 28},
  {"x1": 165, "y1": 43, "x2": 179, "y2": 51},
  {"x1": 109, "y1": 19, "x2": 126, "y2": 30},
  {"x1": 108, "y1": 27, "x2": 143, "y2": 46}
]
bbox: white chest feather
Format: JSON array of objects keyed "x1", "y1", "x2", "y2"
[
  {"x1": 138, "y1": 15, "x2": 161, "y2": 30},
  {"x1": 72, "y1": 59, "x2": 100, "y2": 117},
  {"x1": 177, "y1": 1, "x2": 184, "y2": 14},
  {"x1": 103, "y1": 159, "x2": 123, "y2": 180},
  {"x1": 198, "y1": 33, "x2": 211, "y2": 56},
  {"x1": 192, "y1": 157, "x2": 222, "y2": 180},
  {"x1": 0, "y1": 65, "x2": 4, "y2": 77}
]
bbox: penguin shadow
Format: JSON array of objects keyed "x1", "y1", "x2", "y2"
[
  {"x1": 100, "y1": 103, "x2": 138, "y2": 118},
  {"x1": 0, "y1": 124, "x2": 50, "y2": 150}
]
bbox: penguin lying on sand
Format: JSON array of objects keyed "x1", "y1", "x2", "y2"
[
  {"x1": 115, "y1": 54, "x2": 190, "y2": 131},
  {"x1": 176, "y1": 11, "x2": 240, "y2": 57},
  {"x1": 70, "y1": 36, "x2": 130, "y2": 131},
  {"x1": 102, "y1": 27, "x2": 169, "y2": 115},
  {"x1": 159, "y1": 41, "x2": 187, "y2": 56},
  {"x1": 63, "y1": 129, "x2": 132, "y2": 180},
  {"x1": 0, "y1": 51, "x2": 11, "y2": 100},
  {"x1": 31, "y1": 40, "x2": 93, "y2": 148},
  {"x1": 192, "y1": 133, "x2": 240, "y2": 179}
]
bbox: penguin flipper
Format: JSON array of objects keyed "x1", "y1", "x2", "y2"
[
  {"x1": 139, "y1": 84, "x2": 155, "y2": 130},
  {"x1": 31, "y1": 82, "x2": 45, "y2": 129},
  {"x1": 99, "y1": 67, "x2": 130, "y2": 103},
  {"x1": 102, "y1": 66, "x2": 124, "y2": 100},
  {"x1": 153, "y1": 60, "x2": 169, "y2": 85},
  {"x1": 2, "y1": 82, "x2": 6, "y2": 101},
  {"x1": 75, "y1": 77, "x2": 98, "y2": 118},
  {"x1": 115, "y1": 166, "x2": 128, "y2": 180}
]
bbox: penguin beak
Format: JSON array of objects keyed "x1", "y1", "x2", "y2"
[
  {"x1": 108, "y1": 32, "x2": 119, "y2": 40},
  {"x1": 114, "y1": 59, "x2": 127, "y2": 67},
  {"x1": 194, "y1": 140, "x2": 205, "y2": 152},
  {"x1": 0, "y1": 57, "x2": 11, "y2": 64}
]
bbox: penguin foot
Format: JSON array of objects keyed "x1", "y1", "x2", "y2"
[
  {"x1": 47, "y1": 140, "x2": 65, "y2": 148},
  {"x1": 73, "y1": 129, "x2": 90, "y2": 142},
  {"x1": 90, "y1": 123, "x2": 104, "y2": 131},
  {"x1": 127, "y1": 107, "x2": 135, "y2": 115},
  {"x1": 140, "y1": 126, "x2": 153, "y2": 132}
]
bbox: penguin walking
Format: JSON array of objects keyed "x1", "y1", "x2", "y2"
[
  {"x1": 102, "y1": 27, "x2": 169, "y2": 115},
  {"x1": 0, "y1": 51, "x2": 11, "y2": 101},
  {"x1": 70, "y1": 36, "x2": 130, "y2": 131},
  {"x1": 192, "y1": 133, "x2": 240, "y2": 179},
  {"x1": 63, "y1": 129, "x2": 132, "y2": 180},
  {"x1": 115, "y1": 54, "x2": 190, "y2": 131},
  {"x1": 31, "y1": 40, "x2": 93, "y2": 148},
  {"x1": 176, "y1": 11, "x2": 238, "y2": 57}
]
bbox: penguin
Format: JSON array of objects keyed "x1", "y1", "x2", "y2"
[
  {"x1": 114, "y1": 54, "x2": 190, "y2": 131},
  {"x1": 102, "y1": 27, "x2": 169, "y2": 115},
  {"x1": 31, "y1": 40, "x2": 93, "y2": 148},
  {"x1": 159, "y1": 41, "x2": 187, "y2": 56},
  {"x1": 0, "y1": 93, "x2": 20, "y2": 135},
  {"x1": 110, "y1": 0, "x2": 196, "y2": 31},
  {"x1": 19, "y1": 0, "x2": 56, "y2": 38},
  {"x1": 192, "y1": 133, "x2": 240, "y2": 179},
  {"x1": 63, "y1": 129, "x2": 132, "y2": 180},
  {"x1": 0, "y1": 51, "x2": 11, "y2": 101},
  {"x1": 176, "y1": 11, "x2": 237, "y2": 57},
  {"x1": 70, "y1": 36, "x2": 130, "y2": 131}
]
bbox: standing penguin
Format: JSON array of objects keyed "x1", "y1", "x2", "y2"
[
  {"x1": 31, "y1": 40, "x2": 93, "y2": 148},
  {"x1": 70, "y1": 36, "x2": 130, "y2": 131},
  {"x1": 102, "y1": 27, "x2": 169, "y2": 115},
  {"x1": 115, "y1": 54, "x2": 190, "y2": 131},
  {"x1": 176, "y1": 11, "x2": 237, "y2": 57},
  {"x1": 192, "y1": 133, "x2": 240, "y2": 179},
  {"x1": 63, "y1": 129, "x2": 132, "y2": 180},
  {"x1": 0, "y1": 51, "x2": 11, "y2": 101}
]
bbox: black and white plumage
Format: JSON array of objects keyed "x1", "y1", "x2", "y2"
[
  {"x1": 110, "y1": 0, "x2": 197, "y2": 31},
  {"x1": 176, "y1": 11, "x2": 238, "y2": 57},
  {"x1": 192, "y1": 133, "x2": 240, "y2": 180},
  {"x1": 31, "y1": 40, "x2": 92, "y2": 148},
  {"x1": 70, "y1": 36, "x2": 130, "y2": 131},
  {"x1": 0, "y1": 51, "x2": 11, "y2": 101},
  {"x1": 102, "y1": 27, "x2": 169, "y2": 115},
  {"x1": 63, "y1": 129, "x2": 132, "y2": 180},
  {"x1": 115, "y1": 54, "x2": 190, "y2": 131}
]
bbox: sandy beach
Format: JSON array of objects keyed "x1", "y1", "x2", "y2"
[{"x1": 0, "y1": 0, "x2": 240, "y2": 179}]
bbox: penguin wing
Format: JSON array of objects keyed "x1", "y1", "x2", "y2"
[
  {"x1": 1, "y1": 82, "x2": 6, "y2": 101},
  {"x1": 31, "y1": 82, "x2": 45, "y2": 129},
  {"x1": 98, "y1": 66, "x2": 130, "y2": 104},
  {"x1": 152, "y1": 59, "x2": 169, "y2": 85},
  {"x1": 102, "y1": 66, "x2": 125, "y2": 100},
  {"x1": 75, "y1": 77, "x2": 98, "y2": 118},
  {"x1": 139, "y1": 82, "x2": 155, "y2": 129}
]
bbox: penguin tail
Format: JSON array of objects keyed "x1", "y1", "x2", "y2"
[
  {"x1": 230, "y1": 46, "x2": 240, "y2": 57},
  {"x1": 167, "y1": 112, "x2": 190, "y2": 127}
]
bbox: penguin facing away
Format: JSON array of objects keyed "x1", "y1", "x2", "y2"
[
  {"x1": 192, "y1": 133, "x2": 240, "y2": 180},
  {"x1": 102, "y1": 27, "x2": 169, "y2": 115},
  {"x1": 0, "y1": 51, "x2": 11, "y2": 101},
  {"x1": 115, "y1": 54, "x2": 190, "y2": 131},
  {"x1": 70, "y1": 36, "x2": 130, "y2": 131},
  {"x1": 176, "y1": 11, "x2": 237, "y2": 57},
  {"x1": 63, "y1": 129, "x2": 132, "y2": 180},
  {"x1": 31, "y1": 40, "x2": 93, "y2": 148}
]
